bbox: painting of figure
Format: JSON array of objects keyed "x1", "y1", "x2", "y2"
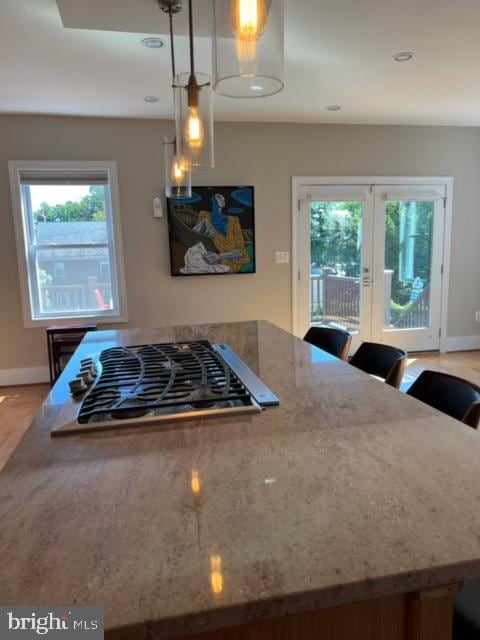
[{"x1": 167, "y1": 186, "x2": 256, "y2": 276}]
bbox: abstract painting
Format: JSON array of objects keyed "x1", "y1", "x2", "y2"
[{"x1": 167, "y1": 186, "x2": 256, "y2": 276}]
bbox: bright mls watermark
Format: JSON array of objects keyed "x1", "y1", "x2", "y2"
[{"x1": 0, "y1": 607, "x2": 103, "y2": 639}]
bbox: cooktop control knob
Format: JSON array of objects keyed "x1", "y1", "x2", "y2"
[
  {"x1": 80, "y1": 358, "x2": 96, "y2": 368},
  {"x1": 77, "y1": 371, "x2": 94, "y2": 385},
  {"x1": 69, "y1": 357, "x2": 98, "y2": 396},
  {"x1": 69, "y1": 378, "x2": 87, "y2": 395}
]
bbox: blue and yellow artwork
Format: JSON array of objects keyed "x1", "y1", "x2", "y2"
[{"x1": 167, "y1": 186, "x2": 256, "y2": 276}]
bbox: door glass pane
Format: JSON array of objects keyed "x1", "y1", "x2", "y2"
[
  {"x1": 384, "y1": 200, "x2": 433, "y2": 329},
  {"x1": 310, "y1": 201, "x2": 363, "y2": 332}
]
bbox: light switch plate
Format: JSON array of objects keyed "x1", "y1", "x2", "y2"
[
  {"x1": 275, "y1": 251, "x2": 289, "y2": 264},
  {"x1": 153, "y1": 196, "x2": 163, "y2": 218}
]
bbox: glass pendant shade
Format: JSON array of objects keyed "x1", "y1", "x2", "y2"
[
  {"x1": 164, "y1": 137, "x2": 192, "y2": 199},
  {"x1": 174, "y1": 72, "x2": 215, "y2": 170},
  {"x1": 213, "y1": 0, "x2": 284, "y2": 98}
]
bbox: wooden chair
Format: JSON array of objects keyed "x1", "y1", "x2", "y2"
[
  {"x1": 303, "y1": 326, "x2": 352, "y2": 361},
  {"x1": 406, "y1": 370, "x2": 480, "y2": 429},
  {"x1": 349, "y1": 342, "x2": 408, "y2": 389}
]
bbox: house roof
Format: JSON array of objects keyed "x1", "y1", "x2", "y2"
[
  {"x1": 36, "y1": 221, "x2": 108, "y2": 244},
  {"x1": 36, "y1": 222, "x2": 108, "y2": 260}
]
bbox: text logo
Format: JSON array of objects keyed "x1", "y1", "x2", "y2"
[{"x1": 0, "y1": 607, "x2": 103, "y2": 639}]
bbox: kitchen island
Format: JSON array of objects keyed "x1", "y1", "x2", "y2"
[{"x1": 1, "y1": 321, "x2": 480, "y2": 640}]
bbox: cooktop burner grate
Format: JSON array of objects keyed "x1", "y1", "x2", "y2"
[{"x1": 78, "y1": 340, "x2": 253, "y2": 423}]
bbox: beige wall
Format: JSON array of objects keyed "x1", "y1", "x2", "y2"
[{"x1": 1, "y1": 115, "x2": 480, "y2": 372}]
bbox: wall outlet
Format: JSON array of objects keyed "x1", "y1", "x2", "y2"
[
  {"x1": 475, "y1": 311, "x2": 480, "y2": 322},
  {"x1": 275, "y1": 251, "x2": 289, "y2": 264}
]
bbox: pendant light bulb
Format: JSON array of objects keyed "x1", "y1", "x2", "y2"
[
  {"x1": 171, "y1": 157, "x2": 185, "y2": 182},
  {"x1": 184, "y1": 80, "x2": 205, "y2": 151},
  {"x1": 171, "y1": 152, "x2": 192, "y2": 182},
  {"x1": 231, "y1": 0, "x2": 267, "y2": 65},
  {"x1": 164, "y1": 137, "x2": 192, "y2": 199},
  {"x1": 185, "y1": 105, "x2": 205, "y2": 150}
]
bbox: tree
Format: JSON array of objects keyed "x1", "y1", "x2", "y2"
[
  {"x1": 385, "y1": 201, "x2": 433, "y2": 304},
  {"x1": 34, "y1": 186, "x2": 106, "y2": 222},
  {"x1": 310, "y1": 201, "x2": 362, "y2": 277}
]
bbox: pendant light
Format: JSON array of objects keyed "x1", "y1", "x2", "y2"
[
  {"x1": 174, "y1": 0, "x2": 214, "y2": 170},
  {"x1": 161, "y1": 1, "x2": 192, "y2": 199},
  {"x1": 212, "y1": 0, "x2": 284, "y2": 98}
]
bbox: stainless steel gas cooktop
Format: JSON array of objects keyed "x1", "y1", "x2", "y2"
[{"x1": 51, "y1": 340, "x2": 279, "y2": 436}]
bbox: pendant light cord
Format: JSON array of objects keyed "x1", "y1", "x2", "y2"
[
  {"x1": 167, "y1": 7, "x2": 178, "y2": 154},
  {"x1": 188, "y1": 0, "x2": 195, "y2": 76},
  {"x1": 168, "y1": 10, "x2": 176, "y2": 82}
]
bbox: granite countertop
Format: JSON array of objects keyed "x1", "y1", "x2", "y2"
[{"x1": 2, "y1": 320, "x2": 480, "y2": 639}]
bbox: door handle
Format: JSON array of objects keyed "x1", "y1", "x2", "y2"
[{"x1": 363, "y1": 277, "x2": 371, "y2": 286}]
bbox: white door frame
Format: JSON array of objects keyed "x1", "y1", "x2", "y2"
[{"x1": 292, "y1": 176, "x2": 454, "y2": 352}]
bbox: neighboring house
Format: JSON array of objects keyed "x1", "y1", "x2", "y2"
[{"x1": 36, "y1": 222, "x2": 112, "y2": 312}]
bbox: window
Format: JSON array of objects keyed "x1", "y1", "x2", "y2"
[
  {"x1": 54, "y1": 262, "x2": 66, "y2": 278},
  {"x1": 8, "y1": 161, "x2": 127, "y2": 326},
  {"x1": 100, "y1": 261, "x2": 110, "y2": 278}
]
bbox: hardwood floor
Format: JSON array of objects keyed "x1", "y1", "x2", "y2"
[
  {"x1": 404, "y1": 350, "x2": 480, "y2": 388},
  {"x1": 0, "y1": 384, "x2": 50, "y2": 471},
  {"x1": 0, "y1": 351, "x2": 479, "y2": 472}
]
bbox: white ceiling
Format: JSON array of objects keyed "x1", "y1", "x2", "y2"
[{"x1": 2, "y1": 0, "x2": 480, "y2": 125}]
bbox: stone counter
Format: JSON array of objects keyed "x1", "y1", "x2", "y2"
[{"x1": 1, "y1": 321, "x2": 480, "y2": 639}]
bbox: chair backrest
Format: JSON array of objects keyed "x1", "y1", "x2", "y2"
[
  {"x1": 303, "y1": 326, "x2": 352, "y2": 361},
  {"x1": 406, "y1": 370, "x2": 480, "y2": 428},
  {"x1": 349, "y1": 342, "x2": 408, "y2": 389},
  {"x1": 464, "y1": 402, "x2": 480, "y2": 429}
]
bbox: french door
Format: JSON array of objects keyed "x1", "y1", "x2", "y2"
[{"x1": 294, "y1": 181, "x2": 449, "y2": 352}]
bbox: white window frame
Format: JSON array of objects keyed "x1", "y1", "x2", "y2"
[{"x1": 8, "y1": 160, "x2": 128, "y2": 327}]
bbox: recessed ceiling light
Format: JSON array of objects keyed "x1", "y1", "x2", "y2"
[
  {"x1": 325, "y1": 105, "x2": 342, "y2": 111},
  {"x1": 394, "y1": 51, "x2": 414, "y2": 62},
  {"x1": 144, "y1": 96, "x2": 160, "y2": 103},
  {"x1": 141, "y1": 37, "x2": 165, "y2": 49},
  {"x1": 251, "y1": 85, "x2": 264, "y2": 92}
]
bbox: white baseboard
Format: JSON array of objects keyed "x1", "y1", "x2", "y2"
[
  {"x1": 445, "y1": 336, "x2": 480, "y2": 352},
  {"x1": 0, "y1": 367, "x2": 50, "y2": 386}
]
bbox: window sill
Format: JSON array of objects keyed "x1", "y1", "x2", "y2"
[{"x1": 23, "y1": 313, "x2": 128, "y2": 329}]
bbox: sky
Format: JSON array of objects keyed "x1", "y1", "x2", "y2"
[{"x1": 30, "y1": 185, "x2": 90, "y2": 211}]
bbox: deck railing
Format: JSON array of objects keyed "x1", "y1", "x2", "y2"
[
  {"x1": 40, "y1": 280, "x2": 112, "y2": 312},
  {"x1": 311, "y1": 270, "x2": 430, "y2": 330},
  {"x1": 310, "y1": 271, "x2": 360, "y2": 328}
]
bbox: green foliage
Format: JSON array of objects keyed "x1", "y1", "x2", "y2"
[
  {"x1": 311, "y1": 201, "x2": 362, "y2": 278},
  {"x1": 38, "y1": 268, "x2": 52, "y2": 287},
  {"x1": 385, "y1": 200, "x2": 433, "y2": 304},
  {"x1": 34, "y1": 186, "x2": 106, "y2": 222}
]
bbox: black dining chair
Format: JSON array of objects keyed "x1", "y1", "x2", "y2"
[
  {"x1": 454, "y1": 579, "x2": 480, "y2": 639},
  {"x1": 303, "y1": 326, "x2": 352, "y2": 361},
  {"x1": 349, "y1": 342, "x2": 408, "y2": 389},
  {"x1": 406, "y1": 370, "x2": 480, "y2": 429}
]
